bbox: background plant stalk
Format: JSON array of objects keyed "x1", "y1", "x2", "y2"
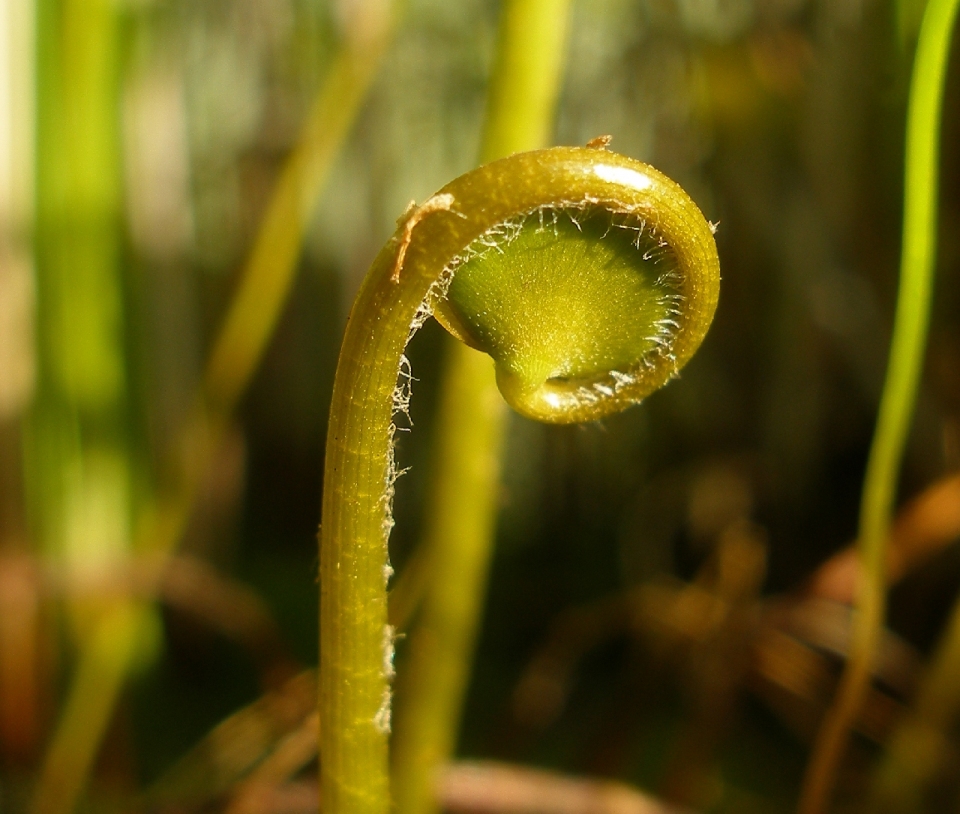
[
  {"x1": 28, "y1": 1, "x2": 133, "y2": 810},
  {"x1": 29, "y1": 9, "x2": 394, "y2": 813},
  {"x1": 389, "y1": 2, "x2": 572, "y2": 812},
  {"x1": 797, "y1": 0, "x2": 960, "y2": 809}
]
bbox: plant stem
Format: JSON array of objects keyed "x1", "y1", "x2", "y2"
[
  {"x1": 0, "y1": 0, "x2": 39, "y2": 765},
  {"x1": 871, "y1": 587, "x2": 960, "y2": 810},
  {"x1": 31, "y1": 0, "x2": 125, "y2": 634},
  {"x1": 797, "y1": 0, "x2": 959, "y2": 810},
  {"x1": 29, "y1": 604, "x2": 144, "y2": 814},
  {"x1": 29, "y1": 0, "x2": 131, "y2": 810},
  {"x1": 202, "y1": 18, "x2": 393, "y2": 417},
  {"x1": 479, "y1": 0, "x2": 573, "y2": 162},
  {"x1": 140, "y1": 1, "x2": 397, "y2": 562},
  {"x1": 390, "y1": 2, "x2": 571, "y2": 812},
  {"x1": 31, "y1": 10, "x2": 393, "y2": 813},
  {"x1": 319, "y1": 147, "x2": 720, "y2": 814}
]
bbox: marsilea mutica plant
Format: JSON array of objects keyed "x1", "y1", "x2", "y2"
[{"x1": 319, "y1": 144, "x2": 720, "y2": 813}]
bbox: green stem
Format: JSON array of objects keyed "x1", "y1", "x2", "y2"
[
  {"x1": 202, "y1": 18, "x2": 393, "y2": 416},
  {"x1": 0, "y1": 0, "x2": 39, "y2": 766},
  {"x1": 390, "y1": 1, "x2": 571, "y2": 811},
  {"x1": 31, "y1": 11, "x2": 394, "y2": 813},
  {"x1": 31, "y1": 0, "x2": 125, "y2": 627},
  {"x1": 798, "y1": 0, "x2": 959, "y2": 810},
  {"x1": 29, "y1": 0, "x2": 130, "y2": 810},
  {"x1": 479, "y1": 0, "x2": 573, "y2": 162},
  {"x1": 871, "y1": 589, "x2": 960, "y2": 810},
  {"x1": 29, "y1": 604, "x2": 145, "y2": 814},
  {"x1": 139, "y1": 2, "x2": 397, "y2": 561},
  {"x1": 319, "y1": 147, "x2": 720, "y2": 814}
]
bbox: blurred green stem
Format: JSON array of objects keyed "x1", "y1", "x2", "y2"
[
  {"x1": 478, "y1": 0, "x2": 573, "y2": 160},
  {"x1": 798, "y1": 0, "x2": 959, "y2": 810},
  {"x1": 201, "y1": 20, "x2": 393, "y2": 417},
  {"x1": 30, "y1": 604, "x2": 145, "y2": 814},
  {"x1": 0, "y1": 0, "x2": 39, "y2": 765},
  {"x1": 143, "y1": 6, "x2": 397, "y2": 560},
  {"x1": 29, "y1": 0, "x2": 131, "y2": 811},
  {"x1": 390, "y1": 2, "x2": 572, "y2": 812},
  {"x1": 871, "y1": 588, "x2": 960, "y2": 810},
  {"x1": 31, "y1": 10, "x2": 394, "y2": 814},
  {"x1": 31, "y1": 0, "x2": 125, "y2": 633}
]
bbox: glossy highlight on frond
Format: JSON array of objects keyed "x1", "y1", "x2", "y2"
[{"x1": 428, "y1": 149, "x2": 720, "y2": 423}]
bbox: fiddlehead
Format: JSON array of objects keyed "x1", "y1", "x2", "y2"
[
  {"x1": 433, "y1": 166, "x2": 719, "y2": 423},
  {"x1": 319, "y1": 145, "x2": 719, "y2": 814}
]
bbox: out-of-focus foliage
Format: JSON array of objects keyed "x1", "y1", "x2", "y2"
[{"x1": 0, "y1": 0, "x2": 958, "y2": 812}]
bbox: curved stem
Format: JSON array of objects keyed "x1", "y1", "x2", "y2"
[
  {"x1": 797, "y1": 0, "x2": 959, "y2": 810},
  {"x1": 319, "y1": 148, "x2": 719, "y2": 814}
]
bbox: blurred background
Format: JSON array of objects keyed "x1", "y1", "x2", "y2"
[{"x1": 0, "y1": 0, "x2": 959, "y2": 811}]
